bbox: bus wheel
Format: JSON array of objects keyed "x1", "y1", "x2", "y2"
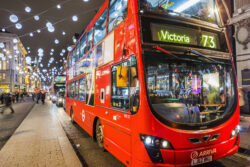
[
  {"x1": 96, "y1": 119, "x2": 104, "y2": 148},
  {"x1": 70, "y1": 108, "x2": 75, "y2": 124}
]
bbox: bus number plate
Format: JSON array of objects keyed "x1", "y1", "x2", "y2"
[{"x1": 191, "y1": 156, "x2": 212, "y2": 166}]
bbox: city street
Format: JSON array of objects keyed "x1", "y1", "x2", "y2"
[
  {"x1": 0, "y1": 0, "x2": 250, "y2": 166},
  {"x1": 55, "y1": 101, "x2": 250, "y2": 167},
  {"x1": 0, "y1": 100, "x2": 249, "y2": 166},
  {"x1": 0, "y1": 97, "x2": 34, "y2": 149}
]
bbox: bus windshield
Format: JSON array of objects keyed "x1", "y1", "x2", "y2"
[
  {"x1": 140, "y1": 0, "x2": 221, "y2": 25},
  {"x1": 144, "y1": 53, "x2": 236, "y2": 126}
]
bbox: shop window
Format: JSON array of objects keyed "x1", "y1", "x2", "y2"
[
  {"x1": 3, "y1": 61, "x2": 6, "y2": 70},
  {"x1": 108, "y1": 0, "x2": 128, "y2": 33},
  {"x1": 79, "y1": 78, "x2": 85, "y2": 102},
  {"x1": 94, "y1": 9, "x2": 107, "y2": 46},
  {"x1": 111, "y1": 61, "x2": 129, "y2": 110}
]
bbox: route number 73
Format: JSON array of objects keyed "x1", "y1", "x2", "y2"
[{"x1": 202, "y1": 35, "x2": 216, "y2": 48}]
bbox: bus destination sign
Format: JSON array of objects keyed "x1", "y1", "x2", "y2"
[{"x1": 151, "y1": 23, "x2": 220, "y2": 49}]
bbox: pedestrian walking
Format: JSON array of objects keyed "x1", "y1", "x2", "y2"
[
  {"x1": 36, "y1": 92, "x2": 41, "y2": 104},
  {"x1": 16, "y1": 92, "x2": 19, "y2": 103},
  {"x1": 41, "y1": 92, "x2": 46, "y2": 104},
  {"x1": 11, "y1": 93, "x2": 16, "y2": 103},
  {"x1": 248, "y1": 91, "x2": 250, "y2": 113},
  {"x1": 32, "y1": 93, "x2": 35, "y2": 101},
  {"x1": 0, "y1": 93, "x2": 15, "y2": 114},
  {"x1": 0, "y1": 93, "x2": 4, "y2": 104},
  {"x1": 20, "y1": 93, "x2": 25, "y2": 102}
]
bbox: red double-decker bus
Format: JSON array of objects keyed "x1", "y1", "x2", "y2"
[
  {"x1": 50, "y1": 75, "x2": 66, "y2": 102},
  {"x1": 66, "y1": 0, "x2": 239, "y2": 166}
]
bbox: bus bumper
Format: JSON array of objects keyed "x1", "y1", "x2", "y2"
[{"x1": 133, "y1": 135, "x2": 239, "y2": 167}]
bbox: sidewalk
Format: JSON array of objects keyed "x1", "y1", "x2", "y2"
[
  {"x1": 0, "y1": 101, "x2": 82, "y2": 167},
  {"x1": 239, "y1": 114, "x2": 250, "y2": 151}
]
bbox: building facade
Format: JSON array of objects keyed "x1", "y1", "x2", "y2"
[
  {"x1": 231, "y1": 0, "x2": 250, "y2": 87},
  {"x1": 0, "y1": 32, "x2": 27, "y2": 93}
]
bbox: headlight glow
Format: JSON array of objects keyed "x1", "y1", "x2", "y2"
[
  {"x1": 140, "y1": 134, "x2": 173, "y2": 149},
  {"x1": 231, "y1": 125, "x2": 240, "y2": 138}
]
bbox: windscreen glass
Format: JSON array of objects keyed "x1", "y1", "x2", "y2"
[
  {"x1": 140, "y1": 0, "x2": 221, "y2": 25},
  {"x1": 145, "y1": 53, "x2": 236, "y2": 126}
]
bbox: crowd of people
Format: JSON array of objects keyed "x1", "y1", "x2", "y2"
[
  {"x1": 0, "y1": 92, "x2": 27, "y2": 114},
  {"x1": 32, "y1": 91, "x2": 46, "y2": 104},
  {"x1": 0, "y1": 91, "x2": 46, "y2": 114}
]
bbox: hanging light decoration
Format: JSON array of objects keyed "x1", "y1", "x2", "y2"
[
  {"x1": 9, "y1": 14, "x2": 19, "y2": 23},
  {"x1": 72, "y1": 15, "x2": 78, "y2": 22},
  {"x1": 25, "y1": 6, "x2": 31, "y2": 13},
  {"x1": 54, "y1": 39, "x2": 59, "y2": 44},
  {"x1": 34, "y1": 15, "x2": 40, "y2": 21},
  {"x1": 0, "y1": 43, "x2": 5, "y2": 48},
  {"x1": 15, "y1": 23, "x2": 22, "y2": 29}
]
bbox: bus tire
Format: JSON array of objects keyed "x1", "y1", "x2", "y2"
[
  {"x1": 70, "y1": 108, "x2": 75, "y2": 124},
  {"x1": 95, "y1": 119, "x2": 104, "y2": 149}
]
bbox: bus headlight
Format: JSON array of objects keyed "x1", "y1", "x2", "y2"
[
  {"x1": 140, "y1": 134, "x2": 173, "y2": 149},
  {"x1": 140, "y1": 134, "x2": 173, "y2": 163},
  {"x1": 231, "y1": 125, "x2": 240, "y2": 138}
]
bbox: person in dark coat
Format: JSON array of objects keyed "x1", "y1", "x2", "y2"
[
  {"x1": 41, "y1": 92, "x2": 46, "y2": 104},
  {"x1": 248, "y1": 91, "x2": 250, "y2": 113},
  {"x1": 36, "y1": 92, "x2": 41, "y2": 104},
  {"x1": 12, "y1": 94, "x2": 16, "y2": 103},
  {"x1": 16, "y1": 92, "x2": 19, "y2": 103},
  {"x1": 20, "y1": 93, "x2": 25, "y2": 102},
  {"x1": 0, "y1": 94, "x2": 4, "y2": 104},
  {"x1": 32, "y1": 93, "x2": 35, "y2": 101},
  {"x1": 0, "y1": 94, "x2": 14, "y2": 114}
]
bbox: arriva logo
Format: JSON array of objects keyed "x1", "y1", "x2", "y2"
[{"x1": 191, "y1": 148, "x2": 216, "y2": 159}]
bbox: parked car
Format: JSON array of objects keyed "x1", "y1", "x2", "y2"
[{"x1": 56, "y1": 91, "x2": 65, "y2": 107}]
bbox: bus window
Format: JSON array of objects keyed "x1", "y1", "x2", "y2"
[
  {"x1": 67, "y1": 83, "x2": 70, "y2": 98},
  {"x1": 111, "y1": 61, "x2": 129, "y2": 110},
  {"x1": 87, "y1": 28, "x2": 93, "y2": 51},
  {"x1": 70, "y1": 82, "x2": 75, "y2": 99},
  {"x1": 80, "y1": 33, "x2": 87, "y2": 57},
  {"x1": 86, "y1": 73, "x2": 94, "y2": 106},
  {"x1": 94, "y1": 9, "x2": 107, "y2": 46},
  {"x1": 68, "y1": 54, "x2": 72, "y2": 68},
  {"x1": 76, "y1": 43, "x2": 80, "y2": 61},
  {"x1": 72, "y1": 48, "x2": 76, "y2": 66},
  {"x1": 79, "y1": 78, "x2": 85, "y2": 102},
  {"x1": 129, "y1": 55, "x2": 139, "y2": 113},
  {"x1": 75, "y1": 80, "x2": 79, "y2": 100},
  {"x1": 108, "y1": 0, "x2": 128, "y2": 33}
]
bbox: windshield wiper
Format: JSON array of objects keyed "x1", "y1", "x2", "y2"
[
  {"x1": 186, "y1": 49, "x2": 229, "y2": 65},
  {"x1": 155, "y1": 46, "x2": 180, "y2": 59},
  {"x1": 154, "y1": 46, "x2": 201, "y2": 62}
]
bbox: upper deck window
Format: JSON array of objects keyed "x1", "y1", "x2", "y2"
[
  {"x1": 94, "y1": 9, "x2": 107, "y2": 46},
  {"x1": 108, "y1": 0, "x2": 128, "y2": 33},
  {"x1": 87, "y1": 28, "x2": 93, "y2": 51},
  {"x1": 80, "y1": 33, "x2": 87, "y2": 58},
  {"x1": 76, "y1": 43, "x2": 80, "y2": 61},
  {"x1": 140, "y1": 0, "x2": 221, "y2": 25}
]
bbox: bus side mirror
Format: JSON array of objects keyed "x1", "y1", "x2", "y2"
[{"x1": 116, "y1": 66, "x2": 128, "y2": 87}]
